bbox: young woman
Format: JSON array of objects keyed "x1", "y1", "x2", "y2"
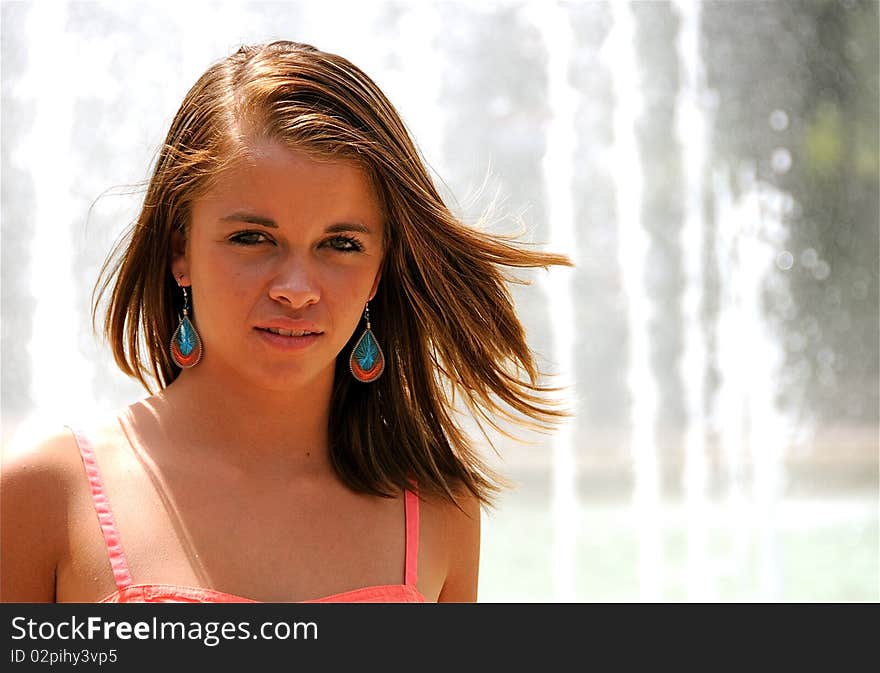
[{"x1": 1, "y1": 41, "x2": 571, "y2": 603}]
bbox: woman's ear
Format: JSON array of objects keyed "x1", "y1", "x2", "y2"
[
  {"x1": 368, "y1": 267, "x2": 382, "y2": 301},
  {"x1": 171, "y1": 228, "x2": 190, "y2": 286}
]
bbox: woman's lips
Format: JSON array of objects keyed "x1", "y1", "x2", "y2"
[{"x1": 254, "y1": 327, "x2": 322, "y2": 350}]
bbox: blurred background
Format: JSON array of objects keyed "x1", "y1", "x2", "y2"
[{"x1": 2, "y1": 0, "x2": 877, "y2": 601}]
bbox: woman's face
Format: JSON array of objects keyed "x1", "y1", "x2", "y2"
[{"x1": 173, "y1": 141, "x2": 385, "y2": 391}]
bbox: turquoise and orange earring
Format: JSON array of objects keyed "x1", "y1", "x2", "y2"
[
  {"x1": 170, "y1": 280, "x2": 202, "y2": 368},
  {"x1": 349, "y1": 301, "x2": 384, "y2": 383}
]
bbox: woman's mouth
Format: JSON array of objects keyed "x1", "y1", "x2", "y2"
[
  {"x1": 254, "y1": 327, "x2": 323, "y2": 350},
  {"x1": 258, "y1": 327, "x2": 320, "y2": 337}
]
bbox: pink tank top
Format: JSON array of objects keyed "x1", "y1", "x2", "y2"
[{"x1": 68, "y1": 427, "x2": 427, "y2": 603}]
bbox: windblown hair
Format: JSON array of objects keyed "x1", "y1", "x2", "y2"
[{"x1": 92, "y1": 40, "x2": 573, "y2": 509}]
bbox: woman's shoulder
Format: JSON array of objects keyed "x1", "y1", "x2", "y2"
[
  {"x1": 419, "y1": 487, "x2": 482, "y2": 538},
  {"x1": 1, "y1": 424, "x2": 85, "y2": 601},
  {"x1": 419, "y1": 483, "x2": 482, "y2": 602},
  {"x1": 1, "y1": 412, "x2": 132, "y2": 504},
  {"x1": 1, "y1": 412, "x2": 138, "y2": 601},
  {"x1": 417, "y1": 483, "x2": 482, "y2": 531},
  {"x1": 2, "y1": 424, "x2": 83, "y2": 490},
  {"x1": 0, "y1": 418, "x2": 116, "y2": 520}
]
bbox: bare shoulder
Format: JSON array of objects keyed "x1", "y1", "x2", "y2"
[
  {"x1": 0, "y1": 425, "x2": 82, "y2": 602},
  {"x1": 428, "y1": 485, "x2": 482, "y2": 603},
  {"x1": 1, "y1": 424, "x2": 83, "y2": 506}
]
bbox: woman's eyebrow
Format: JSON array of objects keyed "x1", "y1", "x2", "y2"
[
  {"x1": 220, "y1": 212, "x2": 277, "y2": 227},
  {"x1": 324, "y1": 222, "x2": 372, "y2": 234},
  {"x1": 219, "y1": 212, "x2": 373, "y2": 234}
]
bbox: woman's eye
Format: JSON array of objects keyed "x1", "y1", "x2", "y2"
[
  {"x1": 326, "y1": 235, "x2": 364, "y2": 253},
  {"x1": 228, "y1": 232, "x2": 363, "y2": 252},
  {"x1": 229, "y1": 231, "x2": 272, "y2": 246}
]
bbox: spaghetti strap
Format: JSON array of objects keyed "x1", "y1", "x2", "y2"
[
  {"x1": 66, "y1": 426, "x2": 133, "y2": 591},
  {"x1": 404, "y1": 487, "x2": 419, "y2": 586}
]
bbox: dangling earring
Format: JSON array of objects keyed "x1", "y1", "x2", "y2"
[
  {"x1": 349, "y1": 301, "x2": 384, "y2": 383},
  {"x1": 170, "y1": 282, "x2": 202, "y2": 368}
]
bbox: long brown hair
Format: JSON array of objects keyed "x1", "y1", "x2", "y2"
[{"x1": 92, "y1": 40, "x2": 573, "y2": 509}]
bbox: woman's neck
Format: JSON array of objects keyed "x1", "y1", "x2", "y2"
[{"x1": 146, "y1": 362, "x2": 336, "y2": 478}]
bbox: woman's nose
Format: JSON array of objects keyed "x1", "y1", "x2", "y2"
[{"x1": 267, "y1": 255, "x2": 320, "y2": 308}]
